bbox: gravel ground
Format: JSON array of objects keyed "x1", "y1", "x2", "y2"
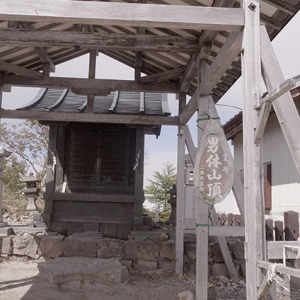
[{"x1": 1, "y1": 260, "x2": 300, "y2": 299}]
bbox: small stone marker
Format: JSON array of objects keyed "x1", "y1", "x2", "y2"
[{"x1": 194, "y1": 119, "x2": 234, "y2": 205}]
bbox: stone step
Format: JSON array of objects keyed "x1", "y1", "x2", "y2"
[{"x1": 38, "y1": 257, "x2": 129, "y2": 287}]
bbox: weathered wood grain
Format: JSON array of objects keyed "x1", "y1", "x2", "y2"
[
  {"x1": 0, "y1": 1, "x2": 244, "y2": 31},
  {"x1": 0, "y1": 110, "x2": 179, "y2": 126},
  {"x1": 0, "y1": 60, "x2": 42, "y2": 79},
  {"x1": 180, "y1": 31, "x2": 242, "y2": 125},
  {"x1": 2, "y1": 75, "x2": 178, "y2": 93},
  {"x1": 242, "y1": 2, "x2": 265, "y2": 299},
  {"x1": 0, "y1": 29, "x2": 200, "y2": 52}
]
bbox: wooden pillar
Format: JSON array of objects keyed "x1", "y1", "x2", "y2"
[
  {"x1": 242, "y1": 1, "x2": 265, "y2": 299},
  {"x1": 134, "y1": 126, "x2": 145, "y2": 225},
  {"x1": 261, "y1": 27, "x2": 300, "y2": 177},
  {"x1": 175, "y1": 93, "x2": 186, "y2": 274},
  {"x1": 86, "y1": 49, "x2": 97, "y2": 113},
  {"x1": 196, "y1": 95, "x2": 209, "y2": 300},
  {"x1": 44, "y1": 125, "x2": 58, "y2": 215},
  {"x1": 0, "y1": 149, "x2": 11, "y2": 227}
]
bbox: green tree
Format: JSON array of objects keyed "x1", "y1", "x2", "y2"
[
  {"x1": 144, "y1": 162, "x2": 177, "y2": 212},
  {"x1": 0, "y1": 120, "x2": 49, "y2": 193},
  {"x1": 3, "y1": 154, "x2": 26, "y2": 195}
]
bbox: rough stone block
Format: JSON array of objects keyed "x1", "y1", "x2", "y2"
[
  {"x1": 231, "y1": 242, "x2": 245, "y2": 262},
  {"x1": 158, "y1": 260, "x2": 175, "y2": 272},
  {"x1": 51, "y1": 222, "x2": 67, "y2": 235},
  {"x1": 83, "y1": 223, "x2": 99, "y2": 232},
  {"x1": 71, "y1": 231, "x2": 103, "y2": 239},
  {"x1": 12, "y1": 236, "x2": 39, "y2": 258},
  {"x1": 133, "y1": 260, "x2": 158, "y2": 271},
  {"x1": 33, "y1": 213, "x2": 41, "y2": 221},
  {"x1": 0, "y1": 236, "x2": 11, "y2": 255},
  {"x1": 160, "y1": 240, "x2": 176, "y2": 260},
  {"x1": 116, "y1": 223, "x2": 131, "y2": 239},
  {"x1": 66, "y1": 223, "x2": 83, "y2": 236},
  {"x1": 185, "y1": 242, "x2": 196, "y2": 260},
  {"x1": 120, "y1": 259, "x2": 132, "y2": 269},
  {"x1": 212, "y1": 263, "x2": 229, "y2": 277},
  {"x1": 123, "y1": 241, "x2": 160, "y2": 261},
  {"x1": 211, "y1": 243, "x2": 225, "y2": 263},
  {"x1": 178, "y1": 291, "x2": 195, "y2": 300},
  {"x1": 39, "y1": 235, "x2": 64, "y2": 258},
  {"x1": 0, "y1": 227, "x2": 13, "y2": 236},
  {"x1": 100, "y1": 224, "x2": 117, "y2": 238},
  {"x1": 35, "y1": 221, "x2": 48, "y2": 228},
  {"x1": 38, "y1": 257, "x2": 129, "y2": 286},
  {"x1": 62, "y1": 237, "x2": 96, "y2": 257},
  {"x1": 97, "y1": 239, "x2": 124, "y2": 258}
]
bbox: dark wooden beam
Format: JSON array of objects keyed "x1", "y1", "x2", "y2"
[
  {"x1": 0, "y1": 1, "x2": 244, "y2": 31},
  {"x1": 0, "y1": 29, "x2": 200, "y2": 53},
  {"x1": 0, "y1": 60, "x2": 43, "y2": 79},
  {"x1": 180, "y1": 31, "x2": 242, "y2": 124},
  {"x1": 2, "y1": 75, "x2": 178, "y2": 93},
  {"x1": 18, "y1": 22, "x2": 55, "y2": 72},
  {"x1": 0, "y1": 109, "x2": 179, "y2": 126},
  {"x1": 138, "y1": 67, "x2": 184, "y2": 84}
]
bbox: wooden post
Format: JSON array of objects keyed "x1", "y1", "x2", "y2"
[
  {"x1": 275, "y1": 221, "x2": 284, "y2": 241},
  {"x1": 175, "y1": 92, "x2": 186, "y2": 274},
  {"x1": 242, "y1": 1, "x2": 265, "y2": 299},
  {"x1": 284, "y1": 211, "x2": 299, "y2": 241},
  {"x1": 196, "y1": 95, "x2": 209, "y2": 300},
  {"x1": 44, "y1": 125, "x2": 58, "y2": 215},
  {"x1": 266, "y1": 219, "x2": 274, "y2": 241},
  {"x1": 261, "y1": 26, "x2": 300, "y2": 177},
  {"x1": 86, "y1": 49, "x2": 97, "y2": 113},
  {"x1": 175, "y1": 124, "x2": 186, "y2": 274},
  {"x1": 134, "y1": 126, "x2": 145, "y2": 225}
]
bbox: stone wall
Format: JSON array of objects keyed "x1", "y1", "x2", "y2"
[{"x1": 0, "y1": 233, "x2": 245, "y2": 278}]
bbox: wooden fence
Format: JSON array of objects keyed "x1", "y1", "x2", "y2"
[{"x1": 219, "y1": 210, "x2": 300, "y2": 241}]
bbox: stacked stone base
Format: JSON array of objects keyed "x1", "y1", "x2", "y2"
[{"x1": 0, "y1": 232, "x2": 245, "y2": 278}]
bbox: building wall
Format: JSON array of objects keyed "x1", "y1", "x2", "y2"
[
  {"x1": 44, "y1": 122, "x2": 145, "y2": 237},
  {"x1": 233, "y1": 101, "x2": 300, "y2": 221}
]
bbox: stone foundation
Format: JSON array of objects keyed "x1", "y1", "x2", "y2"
[{"x1": 0, "y1": 230, "x2": 245, "y2": 279}]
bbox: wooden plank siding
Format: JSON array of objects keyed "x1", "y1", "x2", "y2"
[{"x1": 64, "y1": 123, "x2": 135, "y2": 193}]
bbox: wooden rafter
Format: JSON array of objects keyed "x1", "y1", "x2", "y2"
[
  {"x1": 180, "y1": 31, "x2": 242, "y2": 125},
  {"x1": 138, "y1": 67, "x2": 184, "y2": 83},
  {"x1": 2, "y1": 75, "x2": 178, "y2": 94},
  {"x1": 1, "y1": 1, "x2": 244, "y2": 31},
  {"x1": 0, "y1": 109, "x2": 179, "y2": 126},
  {"x1": 0, "y1": 29, "x2": 200, "y2": 53},
  {"x1": 0, "y1": 60, "x2": 42, "y2": 79},
  {"x1": 18, "y1": 22, "x2": 55, "y2": 73}
]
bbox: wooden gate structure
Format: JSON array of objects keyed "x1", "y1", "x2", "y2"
[{"x1": 0, "y1": 1, "x2": 300, "y2": 299}]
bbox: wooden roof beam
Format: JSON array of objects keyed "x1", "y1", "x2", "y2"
[
  {"x1": 0, "y1": 60, "x2": 42, "y2": 79},
  {"x1": 0, "y1": 1, "x2": 244, "y2": 31},
  {"x1": 0, "y1": 29, "x2": 200, "y2": 53},
  {"x1": 138, "y1": 67, "x2": 185, "y2": 84},
  {"x1": 179, "y1": 0, "x2": 236, "y2": 93},
  {"x1": 179, "y1": 42, "x2": 212, "y2": 93},
  {"x1": 134, "y1": 0, "x2": 147, "y2": 81},
  {"x1": 180, "y1": 31, "x2": 242, "y2": 124},
  {"x1": 18, "y1": 22, "x2": 55, "y2": 73},
  {"x1": 262, "y1": 0, "x2": 298, "y2": 16},
  {"x1": 0, "y1": 109, "x2": 179, "y2": 126},
  {"x1": 2, "y1": 75, "x2": 178, "y2": 94}
]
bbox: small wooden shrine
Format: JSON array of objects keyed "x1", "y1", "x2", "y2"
[{"x1": 18, "y1": 89, "x2": 170, "y2": 237}]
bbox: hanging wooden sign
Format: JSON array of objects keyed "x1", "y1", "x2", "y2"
[{"x1": 194, "y1": 119, "x2": 234, "y2": 205}]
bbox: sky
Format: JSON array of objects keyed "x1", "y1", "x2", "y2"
[{"x1": 1, "y1": 11, "x2": 300, "y2": 213}]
